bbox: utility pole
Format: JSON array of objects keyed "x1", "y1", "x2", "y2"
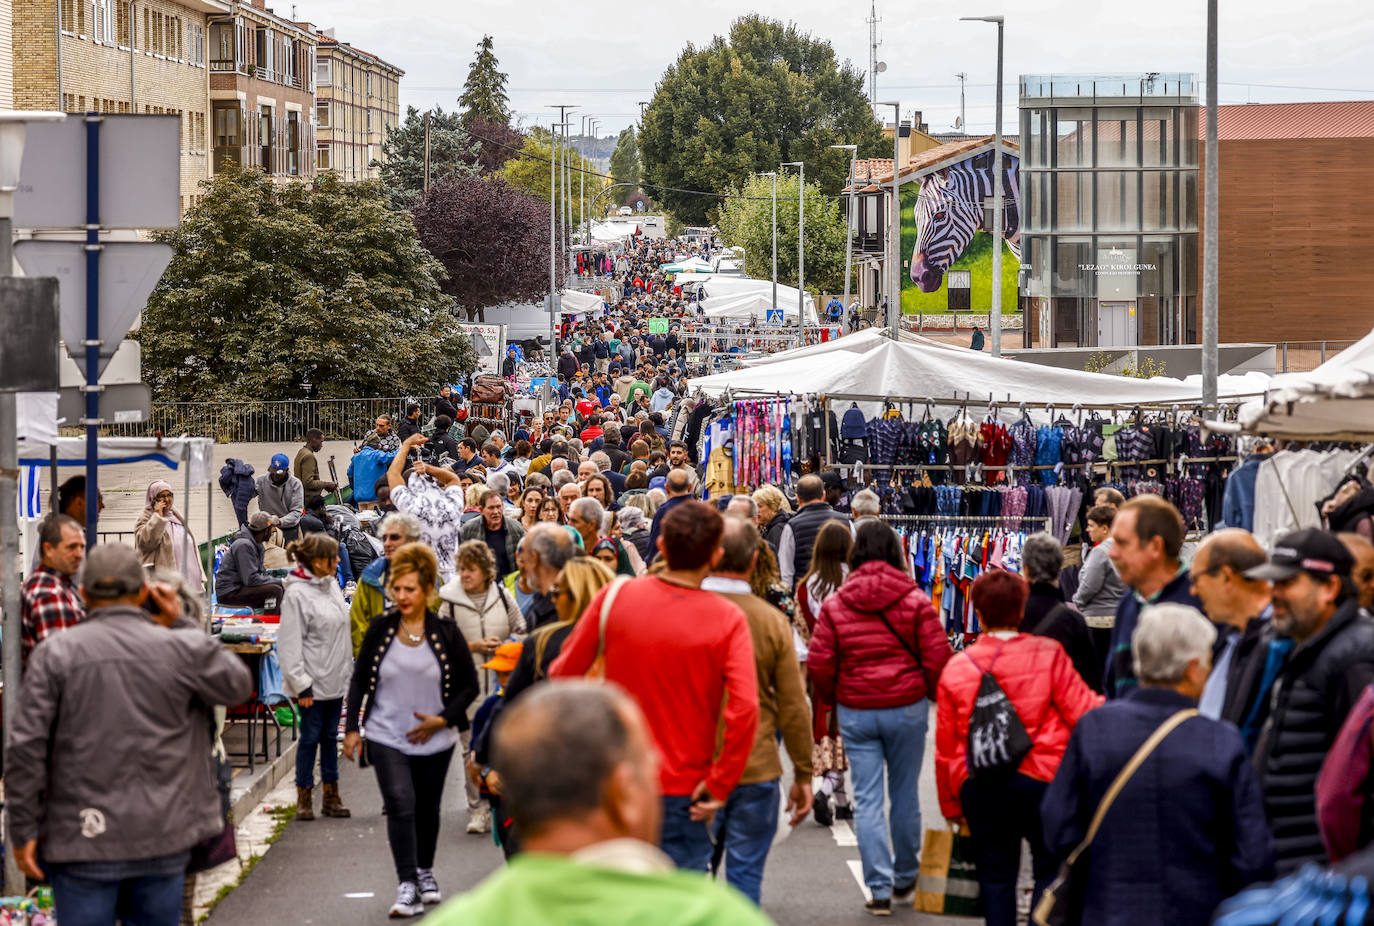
[
  {"x1": 782, "y1": 161, "x2": 805, "y2": 347},
  {"x1": 762, "y1": 171, "x2": 777, "y2": 315},
  {"x1": 579, "y1": 115, "x2": 587, "y2": 252},
  {"x1": 637, "y1": 101, "x2": 649, "y2": 123},
  {"x1": 549, "y1": 104, "x2": 577, "y2": 276},
  {"x1": 867, "y1": 2, "x2": 882, "y2": 106},
  {"x1": 955, "y1": 72, "x2": 968, "y2": 132},
  {"x1": 422, "y1": 110, "x2": 431, "y2": 192},
  {"x1": 547, "y1": 116, "x2": 570, "y2": 358},
  {"x1": 1202, "y1": 0, "x2": 1219, "y2": 407},
  {"x1": 961, "y1": 15, "x2": 1005, "y2": 356}
]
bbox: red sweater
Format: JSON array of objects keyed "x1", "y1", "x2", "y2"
[{"x1": 549, "y1": 575, "x2": 759, "y2": 799}]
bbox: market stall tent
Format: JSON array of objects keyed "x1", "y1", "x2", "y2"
[
  {"x1": 661, "y1": 256, "x2": 713, "y2": 274},
  {"x1": 559, "y1": 289, "x2": 605, "y2": 315},
  {"x1": 1211, "y1": 327, "x2": 1374, "y2": 440},
  {"x1": 697, "y1": 291, "x2": 822, "y2": 325}
]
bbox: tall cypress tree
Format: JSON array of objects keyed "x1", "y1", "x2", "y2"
[{"x1": 458, "y1": 35, "x2": 511, "y2": 127}]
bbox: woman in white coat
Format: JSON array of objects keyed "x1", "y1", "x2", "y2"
[
  {"x1": 437, "y1": 539, "x2": 525, "y2": 834},
  {"x1": 278, "y1": 532, "x2": 354, "y2": 821}
]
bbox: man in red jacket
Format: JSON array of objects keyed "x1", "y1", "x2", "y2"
[{"x1": 550, "y1": 501, "x2": 759, "y2": 871}]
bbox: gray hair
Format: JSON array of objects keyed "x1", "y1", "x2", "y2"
[
  {"x1": 486, "y1": 471, "x2": 510, "y2": 496},
  {"x1": 570, "y1": 496, "x2": 605, "y2": 526},
  {"x1": 590, "y1": 451, "x2": 611, "y2": 470},
  {"x1": 726, "y1": 494, "x2": 758, "y2": 519},
  {"x1": 1022, "y1": 532, "x2": 1064, "y2": 585},
  {"x1": 378, "y1": 511, "x2": 422, "y2": 541},
  {"x1": 646, "y1": 488, "x2": 666, "y2": 514},
  {"x1": 525, "y1": 522, "x2": 576, "y2": 571},
  {"x1": 1132, "y1": 604, "x2": 1217, "y2": 687},
  {"x1": 617, "y1": 506, "x2": 646, "y2": 531},
  {"x1": 552, "y1": 470, "x2": 576, "y2": 489},
  {"x1": 550, "y1": 458, "x2": 569, "y2": 473},
  {"x1": 850, "y1": 489, "x2": 881, "y2": 517}
]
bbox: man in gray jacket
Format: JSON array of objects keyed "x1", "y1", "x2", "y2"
[
  {"x1": 215, "y1": 512, "x2": 285, "y2": 611},
  {"x1": 8, "y1": 544, "x2": 253, "y2": 924},
  {"x1": 254, "y1": 452, "x2": 304, "y2": 542}
]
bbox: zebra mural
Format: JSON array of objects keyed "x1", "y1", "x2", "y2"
[{"x1": 909, "y1": 150, "x2": 1021, "y2": 293}]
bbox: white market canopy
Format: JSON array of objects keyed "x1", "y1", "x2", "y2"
[
  {"x1": 661, "y1": 256, "x2": 713, "y2": 274},
  {"x1": 589, "y1": 221, "x2": 638, "y2": 240},
  {"x1": 690, "y1": 331, "x2": 1267, "y2": 414},
  {"x1": 559, "y1": 289, "x2": 605, "y2": 315},
  {"x1": 1211, "y1": 327, "x2": 1374, "y2": 441},
  {"x1": 697, "y1": 291, "x2": 822, "y2": 325}
]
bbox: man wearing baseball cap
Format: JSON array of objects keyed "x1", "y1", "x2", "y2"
[
  {"x1": 1248, "y1": 527, "x2": 1374, "y2": 874},
  {"x1": 254, "y1": 452, "x2": 305, "y2": 543},
  {"x1": 7, "y1": 544, "x2": 253, "y2": 922}
]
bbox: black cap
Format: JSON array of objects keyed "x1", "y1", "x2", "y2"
[
  {"x1": 1245, "y1": 528, "x2": 1354, "y2": 582},
  {"x1": 819, "y1": 470, "x2": 845, "y2": 490}
]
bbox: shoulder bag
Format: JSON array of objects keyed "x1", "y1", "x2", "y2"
[
  {"x1": 586, "y1": 576, "x2": 631, "y2": 681},
  {"x1": 1031, "y1": 708, "x2": 1197, "y2": 926},
  {"x1": 867, "y1": 603, "x2": 924, "y2": 678}
]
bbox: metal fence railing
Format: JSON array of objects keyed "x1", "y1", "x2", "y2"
[
  {"x1": 96, "y1": 397, "x2": 414, "y2": 444},
  {"x1": 1276, "y1": 341, "x2": 1358, "y2": 374}
]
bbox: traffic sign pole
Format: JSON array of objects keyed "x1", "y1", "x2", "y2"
[{"x1": 84, "y1": 115, "x2": 101, "y2": 549}]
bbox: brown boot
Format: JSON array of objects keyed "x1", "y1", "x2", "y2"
[
  {"x1": 321, "y1": 781, "x2": 351, "y2": 818},
  {"x1": 296, "y1": 786, "x2": 315, "y2": 821}
]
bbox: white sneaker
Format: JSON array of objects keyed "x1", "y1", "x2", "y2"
[
  {"x1": 388, "y1": 882, "x2": 423, "y2": 918},
  {"x1": 417, "y1": 868, "x2": 441, "y2": 905},
  {"x1": 466, "y1": 806, "x2": 492, "y2": 834}
]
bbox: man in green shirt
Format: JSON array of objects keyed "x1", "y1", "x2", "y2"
[{"x1": 429, "y1": 683, "x2": 772, "y2": 926}]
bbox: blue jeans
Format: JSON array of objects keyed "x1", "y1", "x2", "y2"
[
  {"x1": 710, "y1": 779, "x2": 780, "y2": 904},
  {"x1": 838, "y1": 700, "x2": 928, "y2": 901},
  {"x1": 296, "y1": 697, "x2": 343, "y2": 788},
  {"x1": 48, "y1": 866, "x2": 185, "y2": 926},
  {"x1": 659, "y1": 794, "x2": 713, "y2": 871}
]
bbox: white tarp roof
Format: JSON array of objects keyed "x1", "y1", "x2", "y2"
[
  {"x1": 697, "y1": 276, "x2": 815, "y2": 303},
  {"x1": 690, "y1": 333, "x2": 1267, "y2": 415},
  {"x1": 589, "y1": 221, "x2": 638, "y2": 240},
  {"x1": 662, "y1": 256, "x2": 713, "y2": 274},
  {"x1": 1212, "y1": 327, "x2": 1374, "y2": 440},
  {"x1": 698, "y1": 291, "x2": 822, "y2": 325},
  {"x1": 559, "y1": 289, "x2": 604, "y2": 315},
  {"x1": 739, "y1": 328, "x2": 966, "y2": 367}
]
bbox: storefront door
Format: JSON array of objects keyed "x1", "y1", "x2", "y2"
[{"x1": 1098, "y1": 302, "x2": 1138, "y2": 347}]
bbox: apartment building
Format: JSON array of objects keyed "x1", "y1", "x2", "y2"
[
  {"x1": 12, "y1": 0, "x2": 222, "y2": 210},
  {"x1": 207, "y1": 0, "x2": 315, "y2": 180},
  {"x1": 309, "y1": 28, "x2": 401, "y2": 181}
]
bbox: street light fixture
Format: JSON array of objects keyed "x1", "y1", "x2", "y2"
[
  {"x1": 761, "y1": 171, "x2": 778, "y2": 318},
  {"x1": 830, "y1": 143, "x2": 858, "y2": 321},
  {"x1": 781, "y1": 161, "x2": 805, "y2": 346},
  {"x1": 878, "y1": 101, "x2": 901, "y2": 339},
  {"x1": 959, "y1": 15, "x2": 1005, "y2": 356},
  {"x1": 547, "y1": 116, "x2": 573, "y2": 356}
]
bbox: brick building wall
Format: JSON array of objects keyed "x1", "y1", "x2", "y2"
[
  {"x1": 312, "y1": 35, "x2": 401, "y2": 181},
  {"x1": 13, "y1": 0, "x2": 217, "y2": 211}
]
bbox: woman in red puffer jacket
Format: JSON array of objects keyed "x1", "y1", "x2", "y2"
[
  {"x1": 807, "y1": 521, "x2": 952, "y2": 916},
  {"x1": 934, "y1": 569, "x2": 1102, "y2": 926}
]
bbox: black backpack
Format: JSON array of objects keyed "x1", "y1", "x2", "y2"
[{"x1": 965, "y1": 645, "x2": 1032, "y2": 778}]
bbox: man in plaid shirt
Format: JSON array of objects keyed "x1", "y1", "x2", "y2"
[{"x1": 21, "y1": 514, "x2": 87, "y2": 663}]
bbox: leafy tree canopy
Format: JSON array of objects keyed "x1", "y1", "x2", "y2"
[
  {"x1": 497, "y1": 131, "x2": 605, "y2": 228},
  {"x1": 375, "y1": 106, "x2": 478, "y2": 209},
  {"x1": 137, "y1": 168, "x2": 475, "y2": 401},
  {"x1": 458, "y1": 35, "x2": 511, "y2": 127},
  {"x1": 609, "y1": 127, "x2": 641, "y2": 188},
  {"x1": 639, "y1": 15, "x2": 886, "y2": 225},
  {"x1": 411, "y1": 175, "x2": 560, "y2": 320},
  {"x1": 466, "y1": 117, "x2": 524, "y2": 175},
  {"x1": 715, "y1": 172, "x2": 849, "y2": 295}
]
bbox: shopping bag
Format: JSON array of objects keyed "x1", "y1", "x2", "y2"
[{"x1": 914, "y1": 827, "x2": 982, "y2": 916}]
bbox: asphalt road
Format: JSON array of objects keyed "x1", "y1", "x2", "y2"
[{"x1": 208, "y1": 714, "x2": 977, "y2": 926}]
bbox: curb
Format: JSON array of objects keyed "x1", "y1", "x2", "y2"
[{"x1": 229, "y1": 740, "x2": 299, "y2": 824}]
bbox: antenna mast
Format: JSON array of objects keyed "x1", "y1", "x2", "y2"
[
  {"x1": 955, "y1": 72, "x2": 967, "y2": 131},
  {"x1": 867, "y1": 2, "x2": 882, "y2": 106}
]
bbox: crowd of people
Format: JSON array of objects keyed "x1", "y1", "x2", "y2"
[{"x1": 11, "y1": 236, "x2": 1374, "y2": 925}]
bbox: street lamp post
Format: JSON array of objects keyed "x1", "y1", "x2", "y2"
[
  {"x1": 878, "y1": 102, "x2": 901, "y2": 339},
  {"x1": 830, "y1": 143, "x2": 858, "y2": 321},
  {"x1": 547, "y1": 117, "x2": 572, "y2": 357},
  {"x1": 960, "y1": 15, "x2": 1005, "y2": 356},
  {"x1": 782, "y1": 161, "x2": 805, "y2": 347},
  {"x1": 761, "y1": 171, "x2": 778, "y2": 316},
  {"x1": 1202, "y1": 0, "x2": 1219, "y2": 407}
]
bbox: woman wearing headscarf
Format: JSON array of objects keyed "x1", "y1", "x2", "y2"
[
  {"x1": 134, "y1": 480, "x2": 204, "y2": 589},
  {"x1": 592, "y1": 537, "x2": 636, "y2": 576}
]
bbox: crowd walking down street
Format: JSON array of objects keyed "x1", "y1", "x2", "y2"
[{"x1": 9, "y1": 225, "x2": 1374, "y2": 926}]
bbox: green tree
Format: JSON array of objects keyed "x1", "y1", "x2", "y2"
[
  {"x1": 639, "y1": 15, "x2": 886, "y2": 226},
  {"x1": 458, "y1": 35, "x2": 511, "y2": 127},
  {"x1": 715, "y1": 172, "x2": 849, "y2": 294},
  {"x1": 136, "y1": 168, "x2": 475, "y2": 402},
  {"x1": 609, "y1": 127, "x2": 641, "y2": 188},
  {"x1": 375, "y1": 106, "x2": 478, "y2": 208},
  {"x1": 497, "y1": 130, "x2": 604, "y2": 228}
]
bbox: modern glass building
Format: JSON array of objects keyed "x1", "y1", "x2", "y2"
[{"x1": 1019, "y1": 74, "x2": 1199, "y2": 347}]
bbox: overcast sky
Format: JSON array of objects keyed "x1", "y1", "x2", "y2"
[{"x1": 297, "y1": 0, "x2": 1374, "y2": 139}]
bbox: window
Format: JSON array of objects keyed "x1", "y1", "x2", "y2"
[
  {"x1": 213, "y1": 101, "x2": 243, "y2": 170},
  {"x1": 284, "y1": 38, "x2": 295, "y2": 85},
  {"x1": 116, "y1": 1, "x2": 129, "y2": 45},
  {"x1": 210, "y1": 20, "x2": 233, "y2": 67},
  {"x1": 255, "y1": 27, "x2": 269, "y2": 76},
  {"x1": 315, "y1": 56, "x2": 330, "y2": 86},
  {"x1": 367, "y1": 108, "x2": 374, "y2": 132},
  {"x1": 315, "y1": 101, "x2": 330, "y2": 127},
  {"x1": 287, "y1": 111, "x2": 300, "y2": 175},
  {"x1": 260, "y1": 105, "x2": 273, "y2": 171},
  {"x1": 61, "y1": 0, "x2": 78, "y2": 33},
  {"x1": 316, "y1": 144, "x2": 331, "y2": 170},
  {"x1": 366, "y1": 71, "x2": 373, "y2": 96}
]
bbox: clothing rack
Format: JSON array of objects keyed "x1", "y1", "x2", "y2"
[{"x1": 885, "y1": 514, "x2": 1052, "y2": 529}]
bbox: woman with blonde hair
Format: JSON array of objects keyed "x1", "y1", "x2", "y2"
[
  {"x1": 280, "y1": 532, "x2": 354, "y2": 822},
  {"x1": 345, "y1": 543, "x2": 479, "y2": 917},
  {"x1": 438, "y1": 540, "x2": 525, "y2": 834},
  {"x1": 753, "y1": 485, "x2": 793, "y2": 551},
  {"x1": 134, "y1": 480, "x2": 204, "y2": 588}
]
